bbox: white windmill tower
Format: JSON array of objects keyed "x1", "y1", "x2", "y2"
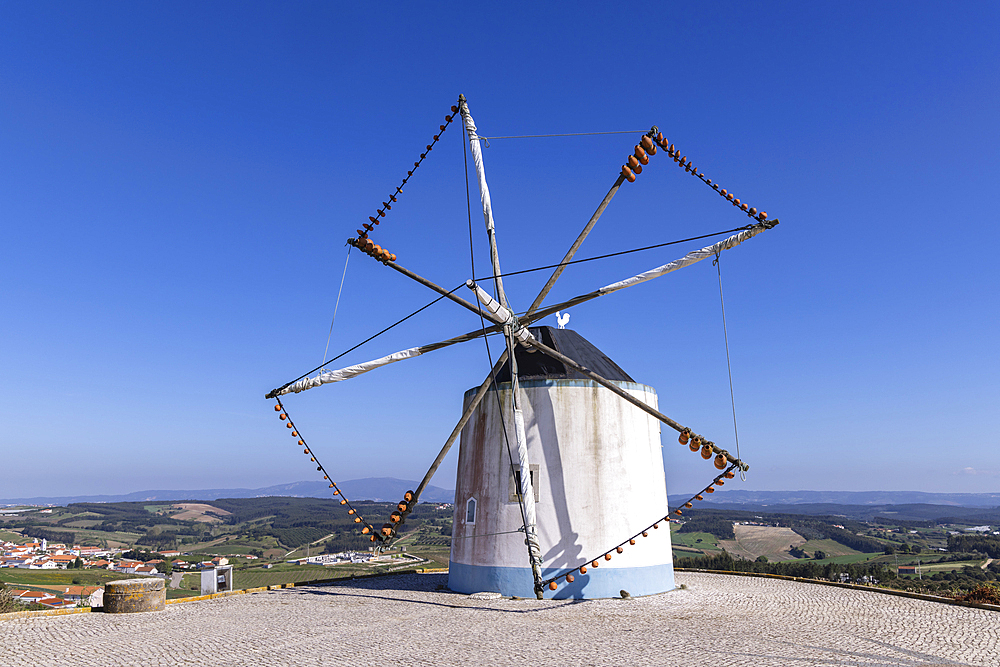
[{"x1": 266, "y1": 94, "x2": 778, "y2": 599}]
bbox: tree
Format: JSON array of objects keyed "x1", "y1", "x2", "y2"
[
  {"x1": 884, "y1": 544, "x2": 895, "y2": 555},
  {"x1": 0, "y1": 583, "x2": 17, "y2": 614},
  {"x1": 813, "y1": 550, "x2": 827, "y2": 560},
  {"x1": 756, "y1": 556, "x2": 769, "y2": 563},
  {"x1": 73, "y1": 557, "x2": 84, "y2": 569}
]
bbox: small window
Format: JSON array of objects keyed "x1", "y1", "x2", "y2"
[
  {"x1": 466, "y1": 497, "x2": 477, "y2": 524},
  {"x1": 509, "y1": 464, "x2": 540, "y2": 502}
]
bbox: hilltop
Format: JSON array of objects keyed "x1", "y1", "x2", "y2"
[{"x1": 0, "y1": 478, "x2": 455, "y2": 507}]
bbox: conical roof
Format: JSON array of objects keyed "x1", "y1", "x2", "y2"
[{"x1": 491, "y1": 326, "x2": 635, "y2": 383}]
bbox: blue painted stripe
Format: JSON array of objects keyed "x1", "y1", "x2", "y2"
[{"x1": 448, "y1": 560, "x2": 675, "y2": 599}]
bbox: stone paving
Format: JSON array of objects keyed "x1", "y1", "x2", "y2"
[{"x1": 1, "y1": 572, "x2": 998, "y2": 666}]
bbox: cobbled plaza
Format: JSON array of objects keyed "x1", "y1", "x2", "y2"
[{"x1": 2, "y1": 572, "x2": 998, "y2": 666}]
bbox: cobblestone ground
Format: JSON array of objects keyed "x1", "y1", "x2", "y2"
[{"x1": 2, "y1": 572, "x2": 998, "y2": 666}]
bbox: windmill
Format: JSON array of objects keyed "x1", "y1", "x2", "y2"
[{"x1": 266, "y1": 95, "x2": 779, "y2": 599}]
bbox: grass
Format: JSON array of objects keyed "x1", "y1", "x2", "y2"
[
  {"x1": 174, "y1": 561, "x2": 416, "y2": 592},
  {"x1": 189, "y1": 542, "x2": 272, "y2": 556},
  {"x1": 905, "y1": 559, "x2": 985, "y2": 573},
  {"x1": 167, "y1": 589, "x2": 201, "y2": 600},
  {"x1": 816, "y1": 552, "x2": 883, "y2": 564},
  {"x1": 0, "y1": 530, "x2": 23, "y2": 542},
  {"x1": 143, "y1": 505, "x2": 174, "y2": 514},
  {"x1": 719, "y1": 525, "x2": 806, "y2": 562},
  {"x1": 68, "y1": 528, "x2": 143, "y2": 547},
  {"x1": 0, "y1": 569, "x2": 134, "y2": 588},
  {"x1": 798, "y1": 539, "x2": 862, "y2": 558},
  {"x1": 403, "y1": 545, "x2": 450, "y2": 569},
  {"x1": 233, "y1": 566, "x2": 370, "y2": 589},
  {"x1": 671, "y1": 531, "x2": 722, "y2": 550}
]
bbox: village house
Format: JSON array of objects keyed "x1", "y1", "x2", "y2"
[
  {"x1": 112, "y1": 560, "x2": 147, "y2": 574},
  {"x1": 48, "y1": 554, "x2": 77, "y2": 567},
  {"x1": 60, "y1": 586, "x2": 101, "y2": 603},
  {"x1": 15, "y1": 590, "x2": 58, "y2": 605},
  {"x1": 27, "y1": 558, "x2": 59, "y2": 569}
]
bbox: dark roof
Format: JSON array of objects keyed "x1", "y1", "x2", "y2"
[{"x1": 491, "y1": 326, "x2": 635, "y2": 383}]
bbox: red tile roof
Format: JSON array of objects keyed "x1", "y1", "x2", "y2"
[{"x1": 19, "y1": 590, "x2": 55, "y2": 601}]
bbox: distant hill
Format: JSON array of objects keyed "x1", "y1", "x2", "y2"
[
  {"x1": 0, "y1": 477, "x2": 455, "y2": 506},
  {"x1": 8, "y1": 484, "x2": 998, "y2": 514},
  {"x1": 669, "y1": 489, "x2": 1000, "y2": 508}
]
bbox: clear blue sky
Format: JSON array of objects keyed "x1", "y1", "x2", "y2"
[{"x1": 2, "y1": 2, "x2": 997, "y2": 499}]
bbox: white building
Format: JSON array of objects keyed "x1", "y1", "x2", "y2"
[{"x1": 450, "y1": 327, "x2": 675, "y2": 599}]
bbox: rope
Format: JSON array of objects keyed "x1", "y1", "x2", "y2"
[
  {"x1": 540, "y1": 465, "x2": 739, "y2": 588},
  {"x1": 357, "y1": 100, "x2": 461, "y2": 241},
  {"x1": 652, "y1": 131, "x2": 773, "y2": 225},
  {"x1": 320, "y1": 246, "x2": 352, "y2": 370},
  {"x1": 475, "y1": 225, "x2": 756, "y2": 283},
  {"x1": 478, "y1": 130, "x2": 646, "y2": 147},
  {"x1": 276, "y1": 224, "x2": 752, "y2": 397},
  {"x1": 267, "y1": 284, "x2": 464, "y2": 398},
  {"x1": 272, "y1": 397, "x2": 382, "y2": 545},
  {"x1": 713, "y1": 252, "x2": 745, "y2": 481}
]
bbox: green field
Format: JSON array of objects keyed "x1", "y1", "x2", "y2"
[
  {"x1": 816, "y1": 552, "x2": 883, "y2": 564},
  {"x1": 0, "y1": 569, "x2": 134, "y2": 588},
  {"x1": 232, "y1": 566, "x2": 370, "y2": 589},
  {"x1": 902, "y1": 559, "x2": 984, "y2": 573},
  {"x1": 58, "y1": 528, "x2": 144, "y2": 547},
  {"x1": 173, "y1": 560, "x2": 429, "y2": 593},
  {"x1": 799, "y1": 539, "x2": 862, "y2": 558},
  {"x1": 0, "y1": 530, "x2": 23, "y2": 541},
  {"x1": 167, "y1": 588, "x2": 201, "y2": 600},
  {"x1": 404, "y1": 546, "x2": 450, "y2": 569},
  {"x1": 671, "y1": 531, "x2": 722, "y2": 551}
]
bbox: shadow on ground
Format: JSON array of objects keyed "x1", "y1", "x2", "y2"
[{"x1": 284, "y1": 572, "x2": 587, "y2": 614}]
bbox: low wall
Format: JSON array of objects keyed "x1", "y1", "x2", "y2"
[{"x1": 675, "y1": 568, "x2": 1000, "y2": 613}]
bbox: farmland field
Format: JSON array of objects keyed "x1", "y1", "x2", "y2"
[
  {"x1": 671, "y1": 531, "x2": 721, "y2": 551},
  {"x1": 798, "y1": 539, "x2": 862, "y2": 558},
  {"x1": 172, "y1": 503, "x2": 231, "y2": 522},
  {"x1": 906, "y1": 559, "x2": 985, "y2": 573},
  {"x1": 69, "y1": 529, "x2": 143, "y2": 548},
  {"x1": 815, "y1": 552, "x2": 883, "y2": 564},
  {"x1": 718, "y1": 525, "x2": 805, "y2": 561},
  {"x1": 0, "y1": 568, "x2": 134, "y2": 588},
  {"x1": 404, "y1": 545, "x2": 450, "y2": 569},
  {"x1": 173, "y1": 558, "x2": 435, "y2": 592}
]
